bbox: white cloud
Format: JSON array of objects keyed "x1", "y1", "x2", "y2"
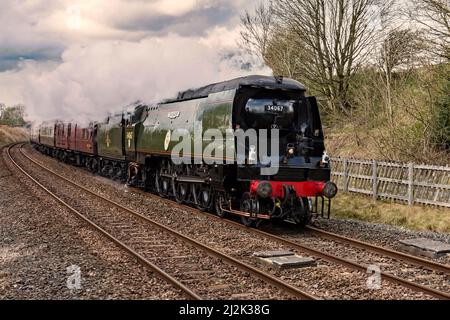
[
  {"x1": 0, "y1": 0, "x2": 271, "y2": 123},
  {"x1": 0, "y1": 34, "x2": 270, "y2": 123}
]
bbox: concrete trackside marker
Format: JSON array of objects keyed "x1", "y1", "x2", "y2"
[{"x1": 399, "y1": 238, "x2": 450, "y2": 259}]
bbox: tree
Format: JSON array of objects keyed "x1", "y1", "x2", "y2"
[
  {"x1": 0, "y1": 103, "x2": 5, "y2": 119},
  {"x1": 240, "y1": 3, "x2": 275, "y2": 64},
  {"x1": 409, "y1": 0, "x2": 450, "y2": 60},
  {"x1": 378, "y1": 29, "x2": 424, "y2": 123},
  {"x1": 241, "y1": 0, "x2": 394, "y2": 115},
  {"x1": 0, "y1": 105, "x2": 26, "y2": 127}
]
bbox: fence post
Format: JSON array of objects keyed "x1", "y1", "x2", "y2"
[
  {"x1": 343, "y1": 158, "x2": 349, "y2": 192},
  {"x1": 372, "y1": 160, "x2": 378, "y2": 200},
  {"x1": 408, "y1": 163, "x2": 414, "y2": 206}
]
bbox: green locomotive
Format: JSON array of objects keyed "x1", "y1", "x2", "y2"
[{"x1": 32, "y1": 75, "x2": 337, "y2": 227}]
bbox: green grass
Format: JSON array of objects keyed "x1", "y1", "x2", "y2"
[{"x1": 332, "y1": 192, "x2": 450, "y2": 233}]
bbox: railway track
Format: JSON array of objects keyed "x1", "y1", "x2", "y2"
[
  {"x1": 6, "y1": 143, "x2": 316, "y2": 300},
  {"x1": 304, "y1": 226, "x2": 450, "y2": 275},
  {"x1": 200, "y1": 214, "x2": 450, "y2": 300},
  {"x1": 13, "y1": 143, "x2": 450, "y2": 299},
  {"x1": 103, "y1": 163, "x2": 450, "y2": 299}
]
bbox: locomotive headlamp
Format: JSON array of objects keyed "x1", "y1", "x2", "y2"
[
  {"x1": 256, "y1": 181, "x2": 273, "y2": 198},
  {"x1": 320, "y1": 151, "x2": 330, "y2": 168},
  {"x1": 322, "y1": 151, "x2": 330, "y2": 164},
  {"x1": 286, "y1": 143, "x2": 295, "y2": 157},
  {"x1": 322, "y1": 182, "x2": 338, "y2": 199}
]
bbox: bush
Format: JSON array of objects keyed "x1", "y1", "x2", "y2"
[
  {"x1": 431, "y1": 79, "x2": 450, "y2": 150},
  {"x1": 0, "y1": 105, "x2": 26, "y2": 127}
]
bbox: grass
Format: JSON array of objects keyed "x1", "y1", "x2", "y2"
[
  {"x1": 332, "y1": 192, "x2": 450, "y2": 233},
  {"x1": 0, "y1": 125, "x2": 28, "y2": 148}
]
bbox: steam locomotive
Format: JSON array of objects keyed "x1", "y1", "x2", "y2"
[{"x1": 30, "y1": 75, "x2": 337, "y2": 227}]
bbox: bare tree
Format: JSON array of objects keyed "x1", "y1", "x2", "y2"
[
  {"x1": 239, "y1": 3, "x2": 275, "y2": 64},
  {"x1": 378, "y1": 29, "x2": 424, "y2": 123},
  {"x1": 241, "y1": 0, "x2": 394, "y2": 114},
  {"x1": 240, "y1": 5, "x2": 304, "y2": 79},
  {"x1": 0, "y1": 103, "x2": 5, "y2": 119},
  {"x1": 409, "y1": 0, "x2": 450, "y2": 59},
  {"x1": 264, "y1": 28, "x2": 305, "y2": 78}
]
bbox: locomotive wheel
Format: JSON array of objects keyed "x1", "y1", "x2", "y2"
[
  {"x1": 174, "y1": 165, "x2": 189, "y2": 204},
  {"x1": 193, "y1": 185, "x2": 212, "y2": 211},
  {"x1": 175, "y1": 182, "x2": 189, "y2": 204},
  {"x1": 294, "y1": 197, "x2": 312, "y2": 227},
  {"x1": 214, "y1": 193, "x2": 227, "y2": 218},
  {"x1": 161, "y1": 178, "x2": 170, "y2": 196},
  {"x1": 154, "y1": 170, "x2": 165, "y2": 197},
  {"x1": 141, "y1": 167, "x2": 153, "y2": 191},
  {"x1": 240, "y1": 192, "x2": 260, "y2": 227}
]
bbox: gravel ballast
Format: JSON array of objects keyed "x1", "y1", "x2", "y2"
[
  {"x1": 16, "y1": 144, "x2": 450, "y2": 300},
  {"x1": 1, "y1": 146, "x2": 185, "y2": 299}
]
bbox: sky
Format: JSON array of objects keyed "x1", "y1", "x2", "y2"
[{"x1": 0, "y1": 0, "x2": 270, "y2": 123}]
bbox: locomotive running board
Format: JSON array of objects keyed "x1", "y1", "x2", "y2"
[{"x1": 219, "y1": 203, "x2": 271, "y2": 220}]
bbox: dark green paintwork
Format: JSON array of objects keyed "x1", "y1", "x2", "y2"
[
  {"x1": 135, "y1": 89, "x2": 236, "y2": 164},
  {"x1": 97, "y1": 114, "x2": 125, "y2": 160}
]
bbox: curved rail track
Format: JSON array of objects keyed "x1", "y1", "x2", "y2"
[
  {"x1": 10, "y1": 143, "x2": 450, "y2": 299},
  {"x1": 6, "y1": 143, "x2": 316, "y2": 300}
]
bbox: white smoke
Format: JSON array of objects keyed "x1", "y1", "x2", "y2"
[{"x1": 0, "y1": 33, "x2": 270, "y2": 125}]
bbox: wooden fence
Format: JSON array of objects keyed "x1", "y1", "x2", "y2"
[{"x1": 331, "y1": 158, "x2": 450, "y2": 208}]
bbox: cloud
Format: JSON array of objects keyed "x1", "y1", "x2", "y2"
[
  {"x1": 0, "y1": 0, "x2": 271, "y2": 123},
  {"x1": 0, "y1": 47, "x2": 63, "y2": 71},
  {"x1": 113, "y1": 1, "x2": 236, "y2": 36},
  {"x1": 0, "y1": 34, "x2": 270, "y2": 124}
]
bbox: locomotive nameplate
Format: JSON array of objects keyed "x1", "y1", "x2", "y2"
[{"x1": 168, "y1": 111, "x2": 180, "y2": 119}]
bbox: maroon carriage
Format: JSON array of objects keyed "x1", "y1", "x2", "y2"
[
  {"x1": 69, "y1": 123, "x2": 97, "y2": 170},
  {"x1": 73, "y1": 123, "x2": 95, "y2": 155},
  {"x1": 55, "y1": 121, "x2": 69, "y2": 150}
]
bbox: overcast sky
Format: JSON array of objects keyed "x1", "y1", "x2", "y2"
[{"x1": 0, "y1": 0, "x2": 269, "y2": 122}]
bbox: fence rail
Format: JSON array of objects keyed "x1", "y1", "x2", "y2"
[{"x1": 331, "y1": 157, "x2": 450, "y2": 208}]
